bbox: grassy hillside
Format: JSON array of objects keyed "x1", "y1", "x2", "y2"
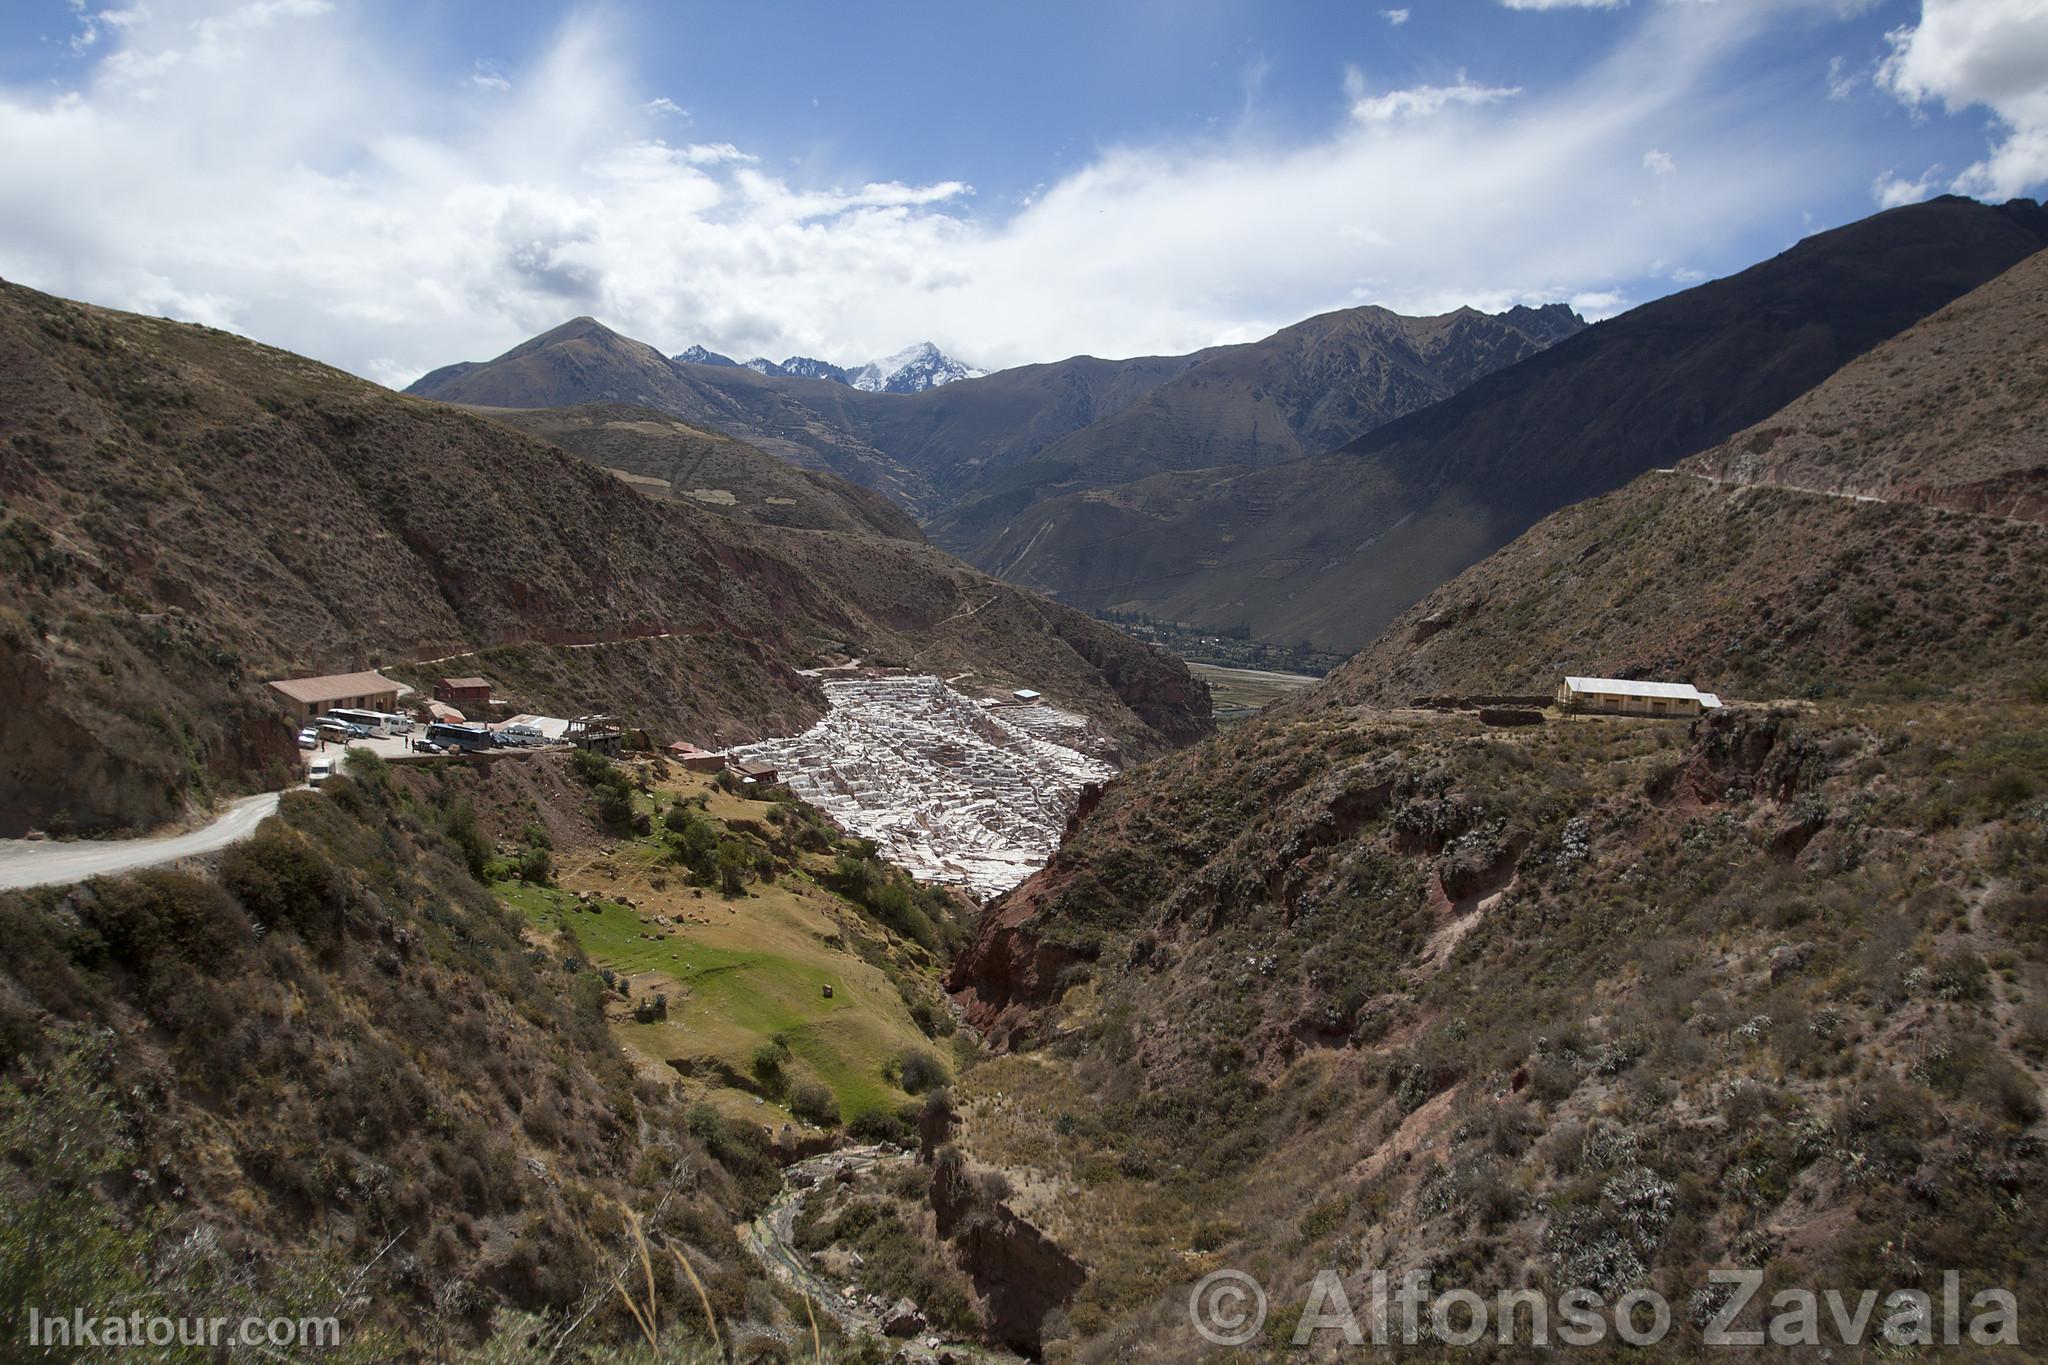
[
  {"x1": 0, "y1": 281, "x2": 1208, "y2": 836},
  {"x1": 474, "y1": 401, "x2": 926, "y2": 540},
  {"x1": 490, "y1": 752, "x2": 969, "y2": 1133},
  {"x1": 0, "y1": 750, "x2": 830, "y2": 1359},
  {"x1": 968, "y1": 196, "x2": 2048, "y2": 653}
]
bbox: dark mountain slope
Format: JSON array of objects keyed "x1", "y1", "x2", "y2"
[
  {"x1": 928, "y1": 302, "x2": 1583, "y2": 555},
  {"x1": 973, "y1": 196, "x2": 2048, "y2": 652},
  {"x1": 407, "y1": 317, "x2": 938, "y2": 510},
  {"x1": 409, "y1": 302, "x2": 1582, "y2": 541},
  {"x1": 0, "y1": 281, "x2": 1207, "y2": 836},
  {"x1": 472, "y1": 401, "x2": 925, "y2": 540},
  {"x1": 1319, "y1": 244, "x2": 2048, "y2": 709}
]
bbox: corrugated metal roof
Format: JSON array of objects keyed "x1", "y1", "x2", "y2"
[
  {"x1": 1563, "y1": 676, "x2": 1711, "y2": 702},
  {"x1": 267, "y1": 670, "x2": 400, "y2": 704}
]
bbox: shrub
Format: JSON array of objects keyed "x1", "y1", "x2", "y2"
[
  {"x1": 788, "y1": 1082, "x2": 839, "y2": 1128},
  {"x1": 437, "y1": 800, "x2": 491, "y2": 882},
  {"x1": 515, "y1": 845, "x2": 552, "y2": 885},
  {"x1": 751, "y1": 1042, "x2": 786, "y2": 1092},
  {"x1": 893, "y1": 1048, "x2": 946, "y2": 1096},
  {"x1": 848, "y1": 1108, "x2": 910, "y2": 1144},
  {"x1": 218, "y1": 825, "x2": 345, "y2": 937},
  {"x1": 77, "y1": 869, "x2": 249, "y2": 974}
]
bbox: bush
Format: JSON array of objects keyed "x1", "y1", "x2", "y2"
[
  {"x1": 438, "y1": 800, "x2": 491, "y2": 882},
  {"x1": 893, "y1": 1048, "x2": 946, "y2": 1096},
  {"x1": 789, "y1": 1082, "x2": 839, "y2": 1128},
  {"x1": 515, "y1": 845, "x2": 552, "y2": 885},
  {"x1": 848, "y1": 1108, "x2": 910, "y2": 1144},
  {"x1": 77, "y1": 869, "x2": 250, "y2": 975},
  {"x1": 751, "y1": 1042, "x2": 786, "y2": 1092},
  {"x1": 217, "y1": 826, "x2": 345, "y2": 938}
]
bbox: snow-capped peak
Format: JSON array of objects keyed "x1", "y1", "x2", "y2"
[{"x1": 845, "y1": 342, "x2": 986, "y2": 394}]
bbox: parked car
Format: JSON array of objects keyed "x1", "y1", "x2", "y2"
[
  {"x1": 307, "y1": 758, "x2": 334, "y2": 787},
  {"x1": 296, "y1": 728, "x2": 319, "y2": 750},
  {"x1": 413, "y1": 739, "x2": 443, "y2": 754}
]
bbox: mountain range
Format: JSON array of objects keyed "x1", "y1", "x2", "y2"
[
  {"x1": 0, "y1": 281, "x2": 1207, "y2": 837},
  {"x1": 406, "y1": 299, "x2": 1587, "y2": 528},
  {"x1": 962, "y1": 195, "x2": 2048, "y2": 652},
  {"x1": 405, "y1": 198, "x2": 2047, "y2": 661}
]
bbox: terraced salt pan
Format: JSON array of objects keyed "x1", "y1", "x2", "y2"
[{"x1": 730, "y1": 676, "x2": 1115, "y2": 899}]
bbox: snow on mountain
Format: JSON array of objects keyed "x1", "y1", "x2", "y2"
[
  {"x1": 846, "y1": 342, "x2": 986, "y2": 394},
  {"x1": 670, "y1": 340, "x2": 981, "y2": 392},
  {"x1": 777, "y1": 356, "x2": 850, "y2": 383}
]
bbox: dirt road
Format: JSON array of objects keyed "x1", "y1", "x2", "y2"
[{"x1": 0, "y1": 792, "x2": 282, "y2": 891}]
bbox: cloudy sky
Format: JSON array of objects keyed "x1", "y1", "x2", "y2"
[{"x1": 0, "y1": 0, "x2": 2042, "y2": 387}]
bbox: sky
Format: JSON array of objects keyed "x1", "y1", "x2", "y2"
[{"x1": 0, "y1": 0, "x2": 2042, "y2": 388}]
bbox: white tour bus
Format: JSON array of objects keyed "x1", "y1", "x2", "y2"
[{"x1": 323, "y1": 707, "x2": 413, "y2": 737}]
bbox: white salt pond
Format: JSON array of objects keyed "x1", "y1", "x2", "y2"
[{"x1": 730, "y1": 676, "x2": 1115, "y2": 899}]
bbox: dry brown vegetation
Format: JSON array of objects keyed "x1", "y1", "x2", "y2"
[{"x1": 948, "y1": 701, "x2": 2048, "y2": 1359}]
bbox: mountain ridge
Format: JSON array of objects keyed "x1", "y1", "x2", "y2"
[{"x1": 965, "y1": 195, "x2": 2048, "y2": 652}]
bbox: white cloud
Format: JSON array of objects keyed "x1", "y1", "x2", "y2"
[
  {"x1": 1643, "y1": 147, "x2": 1676, "y2": 175},
  {"x1": 1500, "y1": 0, "x2": 1630, "y2": 10},
  {"x1": 0, "y1": 0, "x2": 1845, "y2": 384},
  {"x1": 1877, "y1": 0, "x2": 2048, "y2": 199},
  {"x1": 642, "y1": 95, "x2": 687, "y2": 118},
  {"x1": 1873, "y1": 164, "x2": 1946, "y2": 207},
  {"x1": 470, "y1": 59, "x2": 509, "y2": 93},
  {"x1": 1381, "y1": 9, "x2": 1411, "y2": 26},
  {"x1": 1346, "y1": 70, "x2": 1522, "y2": 123},
  {"x1": 1825, "y1": 54, "x2": 1858, "y2": 101}
]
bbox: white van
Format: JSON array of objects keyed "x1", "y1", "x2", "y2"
[{"x1": 307, "y1": 758, "x2": 334, "y2": 787}]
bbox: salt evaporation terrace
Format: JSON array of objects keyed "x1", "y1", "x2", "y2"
[{"x1": 728, "y1": 676, "x2": 1116, "y2": 898}]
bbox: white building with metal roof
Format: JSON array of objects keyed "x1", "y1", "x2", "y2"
[{"x1": 1558, "y1": 676, "x2": 1724, "y2": 718}]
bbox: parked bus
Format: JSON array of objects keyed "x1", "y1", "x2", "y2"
[
  {"x1": 324, "y1": 707, "x2": 404, "y2": 737},
  {"x1": 425, "y1": 722, "x2": 497, "y2": 752}
]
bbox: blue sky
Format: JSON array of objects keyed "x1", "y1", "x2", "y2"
[{"x1": 0, "y1": 0, "x2": 2042, "y2": 384}]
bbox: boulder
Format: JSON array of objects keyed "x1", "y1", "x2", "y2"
[{"x1": 882, "y1": 1298, "x2": 926, "y2": 1337}]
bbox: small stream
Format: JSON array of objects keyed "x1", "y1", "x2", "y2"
[{"x1": 739, "y1": 1145, "x2": 1020, "y2": 1362}]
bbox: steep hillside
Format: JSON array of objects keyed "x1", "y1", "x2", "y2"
[
  {"x1": 0, "y1": 749, "x2": 924, "y2": 1359},
  {"x1": 930, "y1": 221, "x2": 2048, "y2": 1359},
  {"x1": 946, "y1": 697, "x2": 2048, "y2": 1358},
  {"x1": 408, "y1": 317, "x2": 938, "y2": 511},
  {"x1": 973, "y1": 196, "x2": 2048, "y2": 652},
  {"x1": 472, "y1": 401, "x2": 925, "y2": 540},
  {"x1": 1325, "y1": 245, "x2": 2048, "y2": 708},
  {"x1": 928, "y1": 303, "x2": 1582, "y2": 556},
  {"x1": 0, "y1": 281, "x2": 1208, "y2": 836}
]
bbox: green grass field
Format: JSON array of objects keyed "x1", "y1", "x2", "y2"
[{"x1": 495, "y1": 795, "x2": 945, "y2": 1125}]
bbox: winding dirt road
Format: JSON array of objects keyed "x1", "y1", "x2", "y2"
[{"x1": 0, "y1": 792, "x2": 282, "y2": 891}]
